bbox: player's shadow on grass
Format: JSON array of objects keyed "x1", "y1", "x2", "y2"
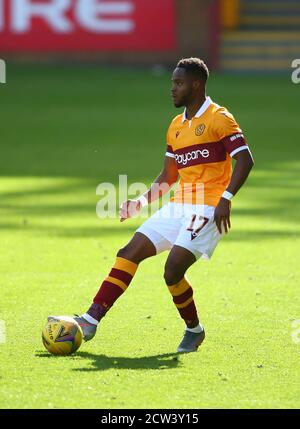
[
  {"x1": 36, "y1": 351, "x2": 182, "y2": 371},
  {"x1": 74, "y1": 351, "x2": 182, "y2": 372}
]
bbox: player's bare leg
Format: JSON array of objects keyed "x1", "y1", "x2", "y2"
[
  {"x1": 164, "y1": 245, "x2": 205, "y2": 353},
  {"x1": 70, "y1": 232, "x2": 156, "y2": 341}
]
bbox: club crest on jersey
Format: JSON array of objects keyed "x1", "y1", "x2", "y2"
[
  {"x1": 195, "y1": 124, "x2": 205, "y2": 136},
  {"x1": 176, "y1": 131, "x2": 180, "y2": 138}
]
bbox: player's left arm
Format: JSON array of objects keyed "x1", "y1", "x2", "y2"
[
  {"x1": 213, "y1": 111, "x2": 254, "y2": 234},
  {"x1": 214, "y1": 149, "x2": 254, "y2": 234}
]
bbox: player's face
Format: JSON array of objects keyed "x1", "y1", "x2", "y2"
[{"x1": 171, "y1": 68, "x2": 194, "y2": 108}]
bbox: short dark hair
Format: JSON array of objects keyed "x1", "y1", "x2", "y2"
[{"x1": 176, "y1": 57, "x2": 209, "y2": 82}]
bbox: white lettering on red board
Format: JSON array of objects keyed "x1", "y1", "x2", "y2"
[{"x1": 1, "y1": 0, "x2": 135, "y2": 33}]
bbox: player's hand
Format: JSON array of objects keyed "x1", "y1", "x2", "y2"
[
  {"x1": 119, "y1": 199, "x2": 142, "y2": 222},
  {"x1": 214, "y1": 198, "x2": 231, "y2": 234}
]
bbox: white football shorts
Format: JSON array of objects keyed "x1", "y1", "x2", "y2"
[{"x1": 136, "y1": 202, "x2": 223, "y2": 260}]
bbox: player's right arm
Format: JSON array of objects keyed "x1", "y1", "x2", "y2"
[{"x1": 119, "y1": 155, "x2": 178, "y2": 222}]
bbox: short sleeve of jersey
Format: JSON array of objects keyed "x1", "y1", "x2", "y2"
[
  {"x1": 165, "y1": 125, "x2": 175, "y2": 158},
  {"x1": 214, "y1": 110, "x2": 249, "y2": 158}
]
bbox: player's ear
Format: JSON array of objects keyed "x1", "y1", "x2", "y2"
[{"x1": 193, "y1": 80, "x2": 201, "y2": 90}]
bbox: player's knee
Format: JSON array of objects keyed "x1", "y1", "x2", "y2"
[
  {"x1": 164, "y1": 265, "x2": 184, "y2": 286},
  {"x1": 117, "y1": 245, "x2": 135, "y2": 260},
  {"x1": 117, "y1": 244, "x2": 144, "y2": 264}
]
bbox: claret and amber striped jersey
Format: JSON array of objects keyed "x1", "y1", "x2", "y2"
[{"x1": 166, "y1": 96, "x2": 250, "y2": 206}]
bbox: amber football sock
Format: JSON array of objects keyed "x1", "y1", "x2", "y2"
[
  {"x1": 84, "y1": 257, "x2": 138, "y2": 322},
  {"x1": 167, "y1": 277, "x2": 199, "y2": 326}
]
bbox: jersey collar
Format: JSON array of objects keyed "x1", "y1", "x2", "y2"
[{"x1": 182, "y1": 96, "x2": 212, "y2": 123}]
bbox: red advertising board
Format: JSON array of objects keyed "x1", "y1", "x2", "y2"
[{"x1": 0, "y1": 0, "x2": 176, "y2": 51}]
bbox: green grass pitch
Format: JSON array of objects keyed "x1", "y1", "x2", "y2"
[{"x1": 0, "y1": 64, "x2": 299, "y2": 409}]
